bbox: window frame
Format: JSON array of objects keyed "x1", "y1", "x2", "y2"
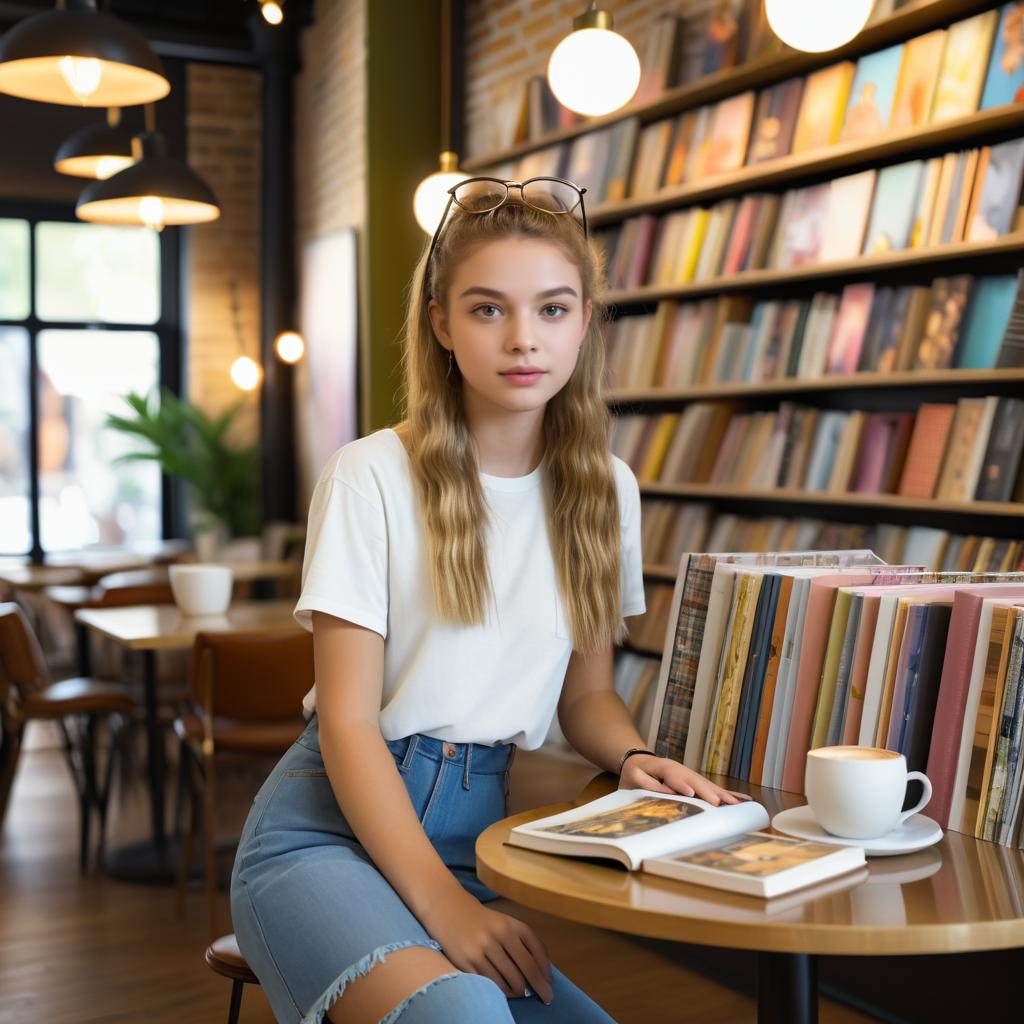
[{"x1": 0, "y1": 199, "x2": 183, "y2": 560}]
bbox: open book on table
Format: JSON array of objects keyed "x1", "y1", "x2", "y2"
[{"x1": 506, "y1": 789, "x2": 866, "y2": 898}]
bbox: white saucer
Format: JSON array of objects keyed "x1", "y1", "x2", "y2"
[{"x1": 771, "y1": 805, "x2": 943, "y2": 857}]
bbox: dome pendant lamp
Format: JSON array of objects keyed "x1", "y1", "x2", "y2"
[
  {"x1": 547, "y1": 2, "x2": 640, "y2": 117},
  {"x1": 0, "y1": 0, "x2": 169, "y2": 107},
  {"x1": 765, "y1": 0, "x2": 874, "y2": 54},
  {"x1": 413, "y1": 0, "x2": 465, "y2": 234},
  {"x1": 76, "y1": 106, "x2": 220, "y2": 231},
  {"x1": 54, "y1": 106, "x2": 135, "y2": 179}
]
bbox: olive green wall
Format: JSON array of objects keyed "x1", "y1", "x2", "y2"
[{"x1": 363, "y1": 0, "x2": 442, "y2": 431}]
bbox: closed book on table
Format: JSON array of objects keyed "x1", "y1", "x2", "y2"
[
  {"x1": 902, "y1": 603, "x2": 954, "y2": 773},
  {"x1": 750, "y1": 574, "x2": 794, "y2": 784},
  {"x1": 930, "y1": 590, "x2": 1024, "y2": 828},
  {"x1": 897, "y1": 403, "x2": 956, "y2": 498}
]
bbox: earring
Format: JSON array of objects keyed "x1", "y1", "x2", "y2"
[{"x1": 447, "y1": 350, "x2": 454, "y2": 379}]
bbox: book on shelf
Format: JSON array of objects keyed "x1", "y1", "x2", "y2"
[
  {"x1": 699, "y1": 91, "x2": 756, "y2": 177},
  {"x1": 997, "y1": 269, "x2": 1024, "y2": 367},
  {"x1": 930, "y1": 10, "x2": 999, "y2": 122},
  {"x1": 747, "y1": 77, "x2": 804, "y2": 164},
  {"x1": 633, "y1": 11, "x2": 684, "y2": 107},
  {"x1": 506, "y1": 788, "x2": 866, "y2": 898},
  {"x1": 791, "y1": 62, "x2": 855, "y2": 154},
  {"x1": 890, "y1": 29, "x2": 947, "y2": 130},
  {"x1": 966, "y1": 138, "x2": 1024, "y2": 242},
  {"x1": 980, "y1": 2, "x2": 1024, "y2": 109},
  {"x1": 841, "y1": 43, "x2": 904, "y2": 141}
]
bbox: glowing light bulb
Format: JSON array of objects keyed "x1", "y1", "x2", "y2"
[
  {"x1": 95, "y1": 155, "x2": 133, "y2": 180},
  {"x1": 274, "y1": 330, "x2": 305, "y2": 363},
  {"x1": 765, "y1": 0, "x2": 873, "y2": 53},
  {"x1": 230, "y1": 355, "x2": 262, "y2": 391},
  {"x1": 58, "y1": 56, "x2": 102, "y2": 104},
  {"x1": 414, "y1": 168, "x2": 465, "y2": 234},
  {"x1": 547, "y1": 27, "x2": 640, "y2": 116},
  {"x1": 261, "y1": 1, "x2": 284, "y2": 25},
  {"x1": 138, "y1": 196, "x2": 165, "y2": 231}
]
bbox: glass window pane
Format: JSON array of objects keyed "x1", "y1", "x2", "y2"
[
  {"x1": 0, "y1": 219, "x2": 30, "y2": 321},
  {"x1": 35, "y1": 222, "x2": 160, "y2": 324},
  {"x1": 38, "y1": 329, "x2": 161, "y2": 551},
  {"x1": 0, "y1": 327, "x2": 30, "y2": 553}
]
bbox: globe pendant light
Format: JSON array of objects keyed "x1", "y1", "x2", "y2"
[
  {"x1": 0, "y1": 0, "x2": 169, "y2": 107},
  {"x1": 547, "y1": 3, "x2": 640, "y2": 117},
  {"x1": 413, "y1": 0, "x2": 465, "y2": 235},
  {"x1": 765, "y1": 0, "x2": 874, "y2": 54},
  {"x1": 414, "y1": 151, "x2": 465, "y2": 234},
  {"x1": 54, "y1": 107, "x2": 135, "y2": 179},
  {"x1": 76, "y1": 115, "x2": 220, "y2": 231}
]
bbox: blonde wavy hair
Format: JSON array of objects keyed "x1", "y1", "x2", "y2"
[{"x1": 396, "y1": 194, "x2": 626, "y2": 654}]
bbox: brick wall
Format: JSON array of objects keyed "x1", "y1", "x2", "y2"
[
  {"x1": 464, "y1": 0, "x2": 710, "y2": 158},
  {"x1": 294, "y1": 0, "x2": 367, "y2": 248},
  {"x1": 185, "y1": 62, "x2": 262, "y2": 447}
]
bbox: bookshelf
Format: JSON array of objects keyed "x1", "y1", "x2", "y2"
[
  {"x1": 605, "y1": 234, "x2": 1024, "y2": 304},
  {"x1": 608, "y1": 367, "x2": 1024, "y2": 403},
  {"x1": 638, "y1": 483, "x2": 1024, "y2": 519},
  {"x1": 463, "y1": 0, "x2": 1001, "y2": 171},
  {"x1": 587, "y1": 105, "x2": 1024, "y2": 225},
  {"x1": 467, "y1": 0, "x2": 1024, "y2": 658}
]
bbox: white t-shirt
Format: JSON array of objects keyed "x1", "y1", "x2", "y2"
[{"x1": 294, "y1": 428, "x2": 646, "y2": 750}]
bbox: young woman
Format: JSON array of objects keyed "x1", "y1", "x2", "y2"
[{"x1": 230, "y1": 177, "x2": 739, "y2": 1024}]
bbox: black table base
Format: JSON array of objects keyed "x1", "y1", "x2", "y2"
[{"x1": 757, "y1": 952, "x2": 818, "y2": 1024}]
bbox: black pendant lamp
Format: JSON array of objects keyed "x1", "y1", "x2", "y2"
[
  {"x1": 54, "y1": 107, "x2": 135, "y2": 179},
  {"x1": 0, "y1": 0, "x2": 169, "y2": 107},
  {"x1": 76, "y1": 106, "x2": 220, "y2": 230}
]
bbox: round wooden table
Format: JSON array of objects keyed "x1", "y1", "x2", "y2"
[{"x1": 476, "y1": 773, "x2": 1024, "y2": 1024}]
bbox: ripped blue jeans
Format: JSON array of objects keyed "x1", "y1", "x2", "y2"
[{"x1": 230, "y1": 715, "x2": 618, "y2": 1023}]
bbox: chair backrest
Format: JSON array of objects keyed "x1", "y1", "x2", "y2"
[
  {"x1": 93, "y1": 568, "x2": 174, "y2": 607},
  {"x1": 0, "y1": 603, "x2": 50, "y2": 699},
  {"x1": 189, "y1": 629, "x2": 314, "y2": 722}
]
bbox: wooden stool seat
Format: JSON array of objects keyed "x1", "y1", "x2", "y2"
[
  {"x1": 205, "y1": 933, "x2": 259, "y2": 984},
  {"x1": 205, "y1": 933, "x2": 260, "y2": 1024}
]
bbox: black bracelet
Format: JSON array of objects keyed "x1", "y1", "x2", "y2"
[{"x1": 617, "y1": 746, "x2": 657, "y2": 775}]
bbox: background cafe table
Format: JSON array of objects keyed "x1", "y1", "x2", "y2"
[
  {"x1": 74, "y1": 600, "x2": 301, "y2": 882},
  {"x1": 476, "y1": 773, "x2": 1024, "y2": 1024}
]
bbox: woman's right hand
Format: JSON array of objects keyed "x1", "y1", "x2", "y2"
[{"x1": 426, "y1": 892, "x2": 554, "y2": 1005}]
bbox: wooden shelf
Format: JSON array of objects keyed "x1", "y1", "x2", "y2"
[
  {"x1": 605, "y1": 234, "x2": 1024, "y2": 305},
  {"x1": 462, "y1": 0, "x2": 997, "y2": 172},
  {"x1": 637, "y1": 482, "x2": 1024, "y2": 518},
  {"x1": 606, "y1": 369, "x2": 1024, "y2": 404},
  {"x1": 589, "y1": 104, "x2": 1024, "y2": 228}
]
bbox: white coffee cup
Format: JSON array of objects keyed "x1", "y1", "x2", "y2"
[
  {"x1": 804, "y1": 745, "x2": 932, "y2": 840},
  {"x1": 168, "y1": 564, "x2": 234, "y2": 616}
]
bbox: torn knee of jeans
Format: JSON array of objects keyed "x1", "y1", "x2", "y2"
[{"x1": 300, "y1": 938, "x2": 444, "y2": 1024}]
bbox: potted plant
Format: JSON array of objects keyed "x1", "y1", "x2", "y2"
[{"x1": 104, "y1": 389, "x2": 262, "y2": 560}]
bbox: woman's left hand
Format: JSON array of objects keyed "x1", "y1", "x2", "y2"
[{"x1": 618, "y1": 753, "x2": 748, "y2": 805}]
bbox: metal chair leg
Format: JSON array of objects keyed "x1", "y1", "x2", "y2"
[{"x1": 227, "y1": 979, "x2": 244, "y2": 1024}]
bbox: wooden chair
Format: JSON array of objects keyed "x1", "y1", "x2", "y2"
[
  {"x1": 205, "y1": 933, "x2": 261, "y2": 1024},
  {"x1": 175, "y1": 628, "x2": 314, "y2": 939},
  {"x1": 0, "y1": 602, "x2": 135, "y2": 871}
]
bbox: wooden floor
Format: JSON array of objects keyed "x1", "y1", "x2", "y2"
[{"x1": 0, "y1": 724, "x2": 877, "y2": 1023}]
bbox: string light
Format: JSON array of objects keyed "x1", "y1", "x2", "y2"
[
  {"x1": 260, "y1": 1, "x2": 284, "y2": 26},
  {"x1": 274, "y1": 330, "x2": 305, "y2": 364}
]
